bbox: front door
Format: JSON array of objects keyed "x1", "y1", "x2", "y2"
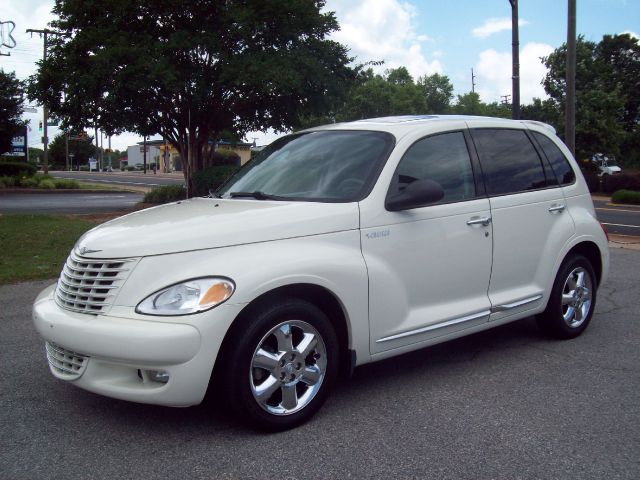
[{"x1": 360, "y1": 130, "x2": 493, "y2": 355}]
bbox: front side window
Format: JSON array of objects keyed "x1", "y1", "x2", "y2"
[
  {"x1": 472, "y1": 129, "x2": 548, "y2": 196},
  {"x1": 217, "y1": 131, "x2": 394, "y2": 202},
  {"x1": 532, "y1": 132, "x2": 576, "y2": 186},
  {"x1": 388, "y1": 131, "x2": 476, "y2": 205}
]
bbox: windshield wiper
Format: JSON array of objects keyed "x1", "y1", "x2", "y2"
[{"x1": 229, "y1": 191, "x2": 283, "y2": 200}]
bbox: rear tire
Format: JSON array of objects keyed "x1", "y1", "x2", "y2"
[
  {"x1": 219, "y1": 297, "x2": 339, "y2": 431},
  {"x1": 536, "y1": 254, "x2": 597, "y2": 339}
]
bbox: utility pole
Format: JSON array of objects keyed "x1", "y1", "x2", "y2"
[
  {"x1": 143, "y1": 136, "x2": 147, "y2": 174},
  {"x1": 566, "y1": 0, "x2": 577, "y2": 156},
  {"x1": 471, "y1": 68, "x2": 477, "y2": 93},
  {"x1": 508, "y1": 0, "x2": 520, "y2": 120},
  {"x1": 94, "y1": 125, "x2": 99, "y2": 171},
  {"x1": 26, "y1": 28, "x2": 63, "y2": 174},
  {"x1": 65, "y1": 133, "x2": 69, "y2": 171}
]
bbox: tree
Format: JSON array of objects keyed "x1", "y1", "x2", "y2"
[
  {"x1": 595, "y1": 34, "x2": 640, "y2": 132},
  {"x1": 521, "y1": 98, "x2": 561, "y2": 129},
  {"x1": 417, "y1": 73, "x2": 454, "y2": 114},
  {"x1": 48, "y1": 132, "x2": 96, "y2": 168},
  {"x1": 542, "y1": 35, "x2": 631, "y2": 162},
  {"x1": 0, "y1": 70, "x2": 25, "y2": 155},
  {"x1": 451, "y1": 92, "x2": 485, "y2": 116},
  {"x1": 28, "y1": 147, "x2": 44, "y2": 164},
  {"x1": 28, "y1": 0, "x2": 355, "y2": 193}
]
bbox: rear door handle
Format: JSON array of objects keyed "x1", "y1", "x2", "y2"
[
  {"x1": 548, "y1": 203, "x2": 566, "y2": 213},
  {"x1": 466, "y1": 216, "x2": 492, "y2": 227}
]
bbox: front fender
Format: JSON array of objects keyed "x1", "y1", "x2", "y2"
[{"x1": 112, "y1": 230, "x2": 371, "y2": 364}]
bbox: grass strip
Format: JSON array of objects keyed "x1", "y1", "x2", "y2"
[{"x1": 0, "y1": 214, "x2": 96, "y2": 284}]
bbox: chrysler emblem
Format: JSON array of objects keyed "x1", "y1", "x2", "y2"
[{"x1": 78, "y1": 246, "x2": 102, "y2": 255}]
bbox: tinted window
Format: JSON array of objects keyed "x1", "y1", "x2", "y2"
[
  {"x1": 390, "y1": 132, "x2": 476, "y2": 204},
  {"x1": 217, "y1": 131, "x2": 394, "y2": 202},
  {"x1": 532, "y1": 132, "x2": 576, "y2": 186},
  {"x1": 472, "y1": 129, "x2": 547, "y2": 196}
]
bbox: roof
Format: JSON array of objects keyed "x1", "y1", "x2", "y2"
[{"x1": 306, "y1": 115, "x2": 556, "y2": 139}]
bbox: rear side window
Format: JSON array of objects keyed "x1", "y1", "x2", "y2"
[
  {"x1": 390, "y1": 131, "x2": 476, "y2": 204},
  {"x1": 472, "y1": 129, "x2": 548, "y2": 196},
  {"x1": 532, "y1": 132, "x2": 576, "y2": 186}
]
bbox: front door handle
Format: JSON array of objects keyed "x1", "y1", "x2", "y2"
[
  {"x1": 548, "y1": 203, "x2": 566, "y2": 213},
  {"x1": 466, "y1": 216, "x2": 492, "y2": 227}
]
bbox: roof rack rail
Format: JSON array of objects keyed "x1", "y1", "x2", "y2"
[{"x1": 521, "y1": 120, "x2": 556, "y2": 134}]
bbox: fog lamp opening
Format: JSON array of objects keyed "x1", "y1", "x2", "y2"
[{"x1": 144, "y1": 369, "x2": 170, "y2": 384}]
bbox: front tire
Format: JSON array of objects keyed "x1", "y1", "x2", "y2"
[
  {"x1": 536, "y1": 254, "x2": 597, "y2": 339},
  {"x1": 221, "y1": 297, "x2": 338, "y2": 431}
]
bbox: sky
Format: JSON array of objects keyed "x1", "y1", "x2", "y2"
[{"x1": 1, "y1": 0, "x2": 638, "y2": 151}]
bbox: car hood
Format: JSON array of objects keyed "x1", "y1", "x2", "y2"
[{"x1": 75, "y1": 198, "x2": 360, "y2": 259}]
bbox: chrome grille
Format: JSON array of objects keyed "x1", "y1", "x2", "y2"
[
  {"x1": 54, "y1": 251, "x2": 137, "y2": 314},
  {"x1": 45, "y1": 342, "x2": 89, "y2": 379}
]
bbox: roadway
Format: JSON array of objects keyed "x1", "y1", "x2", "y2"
[
  {"x1": 51, "y1": 170, "x2": 184, "y2": 189},
  {"x1": 1, "y1": 248, "x2": 638, "y2": 479},
  {"x1": 0, "y1": 191, "x2": 143, "y2": 214},
  {"x1": 593, "y1": 198, "x2": 640, "y2": 237}
]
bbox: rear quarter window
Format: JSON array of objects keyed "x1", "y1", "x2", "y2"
[{"x1": 531, "y1": 131, "x2": 576, "y2": 186}]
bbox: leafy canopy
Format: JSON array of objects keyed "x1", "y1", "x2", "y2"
[
  {"x1": 543, "y1": 34, "x2": 639, "y2": 162},
  {"x1": 28, "y1": 0, "x2": 356, "y2": 185},
  {"x1": 0, "y1": 70, "x2": 25, "y2": 155}
]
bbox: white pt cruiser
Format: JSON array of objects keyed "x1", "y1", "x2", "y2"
[{"x1": 33, "y1": 116, "x2": 609, "y2": 430}]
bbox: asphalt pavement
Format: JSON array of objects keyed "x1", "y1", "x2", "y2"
[
  {"x1": 0, "y1": 191, "x2": 144, "y2": 214},
  {"x1": 1, "y1": 249, "x2": 638, "y2": 480},
  {"x1": 51, "y1": 171, "x2": 184, "y2": 189},
  {"x1": 593, "y1": 198, "x2": 640, "y2": 237}
]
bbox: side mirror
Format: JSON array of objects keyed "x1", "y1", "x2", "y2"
[{"x1": 385, "y1": 178, "x2": 445, "y2": 211}]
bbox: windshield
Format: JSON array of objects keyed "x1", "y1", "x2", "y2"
[{"x1": 217, "y1": 130, "x2": 395, "y2": 202}]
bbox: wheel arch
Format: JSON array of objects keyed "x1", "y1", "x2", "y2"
[
  {"x1": 213, "y1": 283, "x2": 354, "y2": 386},
  {"x1": 564, "y1": 241, "x2": 603, "y2": 286}
]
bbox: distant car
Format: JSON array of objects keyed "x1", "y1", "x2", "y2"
[
  {"x1": 591, "y1": 153, "x2": 622, "y2": 177},
  {"x1": 33, "y1": 115, "x2": 609, "y2": 431},
  {"x1": 134, "y1": 164, "x2": 144, "y2": 170}
]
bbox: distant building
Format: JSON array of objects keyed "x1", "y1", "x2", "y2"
[
  {"x1": 126, "y1": 142, "x2": 161, "y2": 168},
  {"x1": 125, "y1": 138, "x2": 255, "y2": 172}
]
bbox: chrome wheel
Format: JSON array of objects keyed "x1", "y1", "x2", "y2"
[
  {"x1": 561, "y1": 266, "x2": 593, "y2": 328},
  {"x1": 250, "y1": 320, "x2": 327, "y2": 416}
]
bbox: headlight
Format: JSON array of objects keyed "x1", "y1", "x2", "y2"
[{"x1": 136, "y1": 277, "x2": 235, "y2": 316}]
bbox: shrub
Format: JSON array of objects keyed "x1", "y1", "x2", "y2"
[
  {"x1": 212, "y1": 149, "x2": 241, "y2": 166},
  {"x1": 19, "y1": 177, "x2": 39, "y2": 188},
  {"x1": 79, "y1": 165, "x2": 89, "y2": 171},
  {"x1": 0, "y1": 176, "x2": 16, "y2": 188},
  {"x1": 192, "y1": 165, "x2": 239, "y2": 196},
  {"x1": 611, "y1": 189, "x2": 640, "y2": 205},
  {"x1": 33, "y1": 173, "x2": 53, "y2": 183},
  {"x1": 0, "y1": 162, "x2": 37, "y2": 178},
  {"x1": 601, "y1": 172, "x2": 640, "y2": 194},
  {"x1": 581, "y1": 171, "x2": 600, "y2": 193},
  {"x1": 38, "y1": 179, "x2": 56, "y2": 189},
  {"x1": 143, "y1": 185, "x2": 186, "y2": 204},
  {"x1": 126, "y1": 165, "x2": 136, "y2": 171},
  {"x1": 54, "y1": 179, "x2": 80, "y2": 189}
]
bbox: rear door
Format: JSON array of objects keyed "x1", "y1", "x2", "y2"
[{"x1": 469, "y1": 127, "x2": 575, "y2": 321}]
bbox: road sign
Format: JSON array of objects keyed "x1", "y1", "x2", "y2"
[{"x1": 23, "y1": 107, "x2": 38, "y2": 113}]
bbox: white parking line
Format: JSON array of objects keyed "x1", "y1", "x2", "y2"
[{"x1": 602, "y1": 222, "x2": 640, "y2": 229}]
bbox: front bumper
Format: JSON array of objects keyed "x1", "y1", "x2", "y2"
[{"x1": 32, "y1": 284, "x2": 244, "y2": 407}]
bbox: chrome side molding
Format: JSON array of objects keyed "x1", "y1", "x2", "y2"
[
  {"x1": 376, "y1": 310, "x2": 491, "y2": 343},
  {"x1": 491, "y1": 294, "x2": 543, "y2": 313}
]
